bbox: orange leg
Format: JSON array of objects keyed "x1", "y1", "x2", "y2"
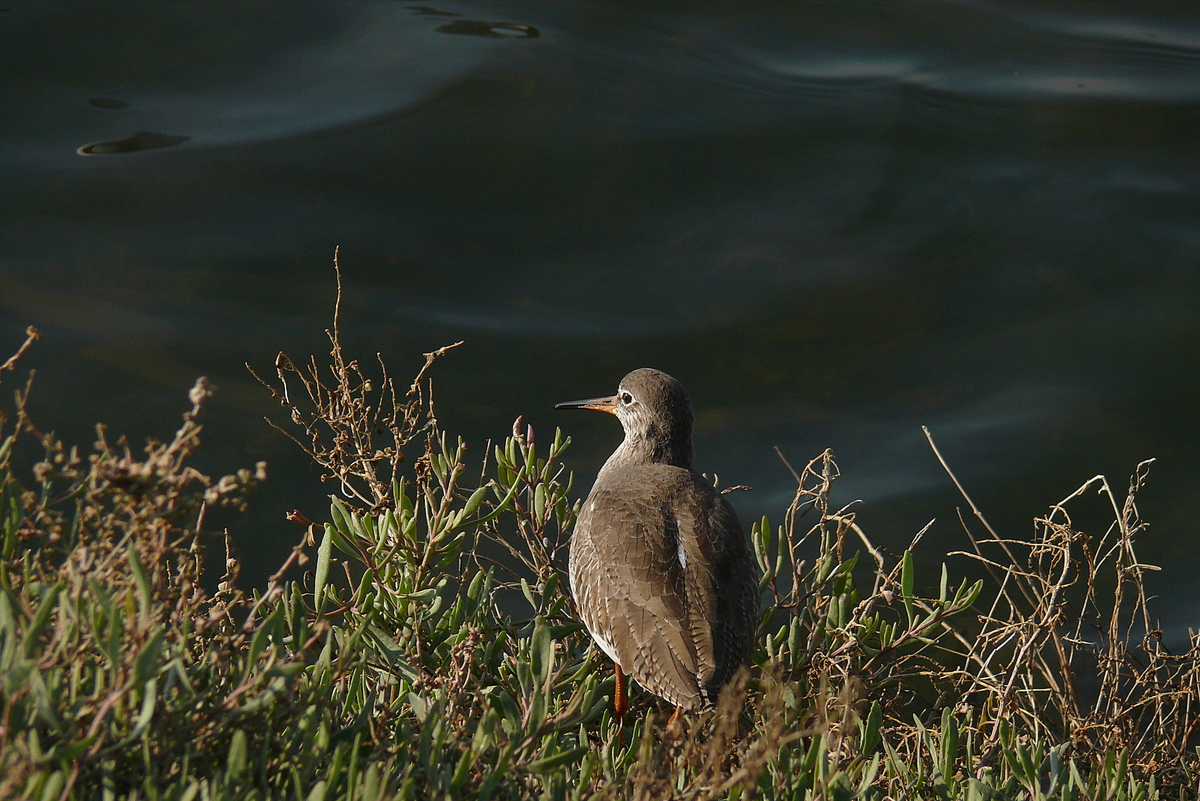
[
  {"x1": 667, "y1": 705, "x2": 683, "y2": 729},
  {"x1": 613, "y1": 663, "x2": 628, "y2": 719}
]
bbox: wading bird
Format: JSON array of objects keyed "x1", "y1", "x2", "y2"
[{"x1": 556, "y1": 368, "x2": 759, "y2": 724}]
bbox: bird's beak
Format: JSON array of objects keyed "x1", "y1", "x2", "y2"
[{"x1": 554, "y1": 395, "x2": 619, "y2": 414}]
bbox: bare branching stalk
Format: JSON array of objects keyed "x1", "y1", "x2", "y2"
[
  {"x1": 0, "y1": 326, "x2": 39, "y2": 378},
  {"x1": 927, "y1": 425, "x2": 1197, "y2": 778},
  {"x1": 248, "y1": 250, "x2": 461, "y2": 512}
]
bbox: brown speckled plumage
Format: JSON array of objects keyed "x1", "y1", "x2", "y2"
[{"x1": 557, "y1": 368, "x2": 759, "y2": 711}]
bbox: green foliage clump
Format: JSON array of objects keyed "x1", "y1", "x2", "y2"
[{"x1": 1, "y1": 313, "x2": 1197, "y2": 800}]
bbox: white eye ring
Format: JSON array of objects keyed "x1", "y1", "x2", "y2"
[{"x1": 619, "y1": 391, "x2": 634, "y2": 405}]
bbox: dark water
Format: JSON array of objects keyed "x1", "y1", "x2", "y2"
[{"x1": 2, "y1": 0, "x2": 1198, "y2": 635}]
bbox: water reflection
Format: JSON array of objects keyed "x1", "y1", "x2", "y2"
[
  {"x1": 77, "y1": 131, "x2": 190, "y2": 156},
  {"x1": 435, "y1": 21, "x2": 540, "y2": 38}
]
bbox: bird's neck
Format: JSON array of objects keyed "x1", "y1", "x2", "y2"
[{"x1": 602, "y1": 428, "x2": 694, "y2": 472}]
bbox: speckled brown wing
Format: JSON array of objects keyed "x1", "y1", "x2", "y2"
[
  {"x1": 570, "y1": 468, "x2": 704, "y2": 708},
  {"x1": 569, "y1": 465, "x2": 759, "y2": 710},
  {"x1": 673, "y1": 472, "x2": 760, "y2": 703},
  {"x1": 695, "y1": 480, "x2": 760, "y2": 700}
]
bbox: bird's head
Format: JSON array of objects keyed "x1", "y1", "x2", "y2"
[{"x1": 556, "y1": 368, "x2": 694, "y2": 468}]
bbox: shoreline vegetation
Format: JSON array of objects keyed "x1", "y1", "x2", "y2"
[{"x1": 1, "y1": 301, "x2": 1198, "y2": 799}]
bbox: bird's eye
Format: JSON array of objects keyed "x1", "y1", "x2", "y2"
[{"x1": 619, "y1": 391, "x2": 634, "y2": 405}]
